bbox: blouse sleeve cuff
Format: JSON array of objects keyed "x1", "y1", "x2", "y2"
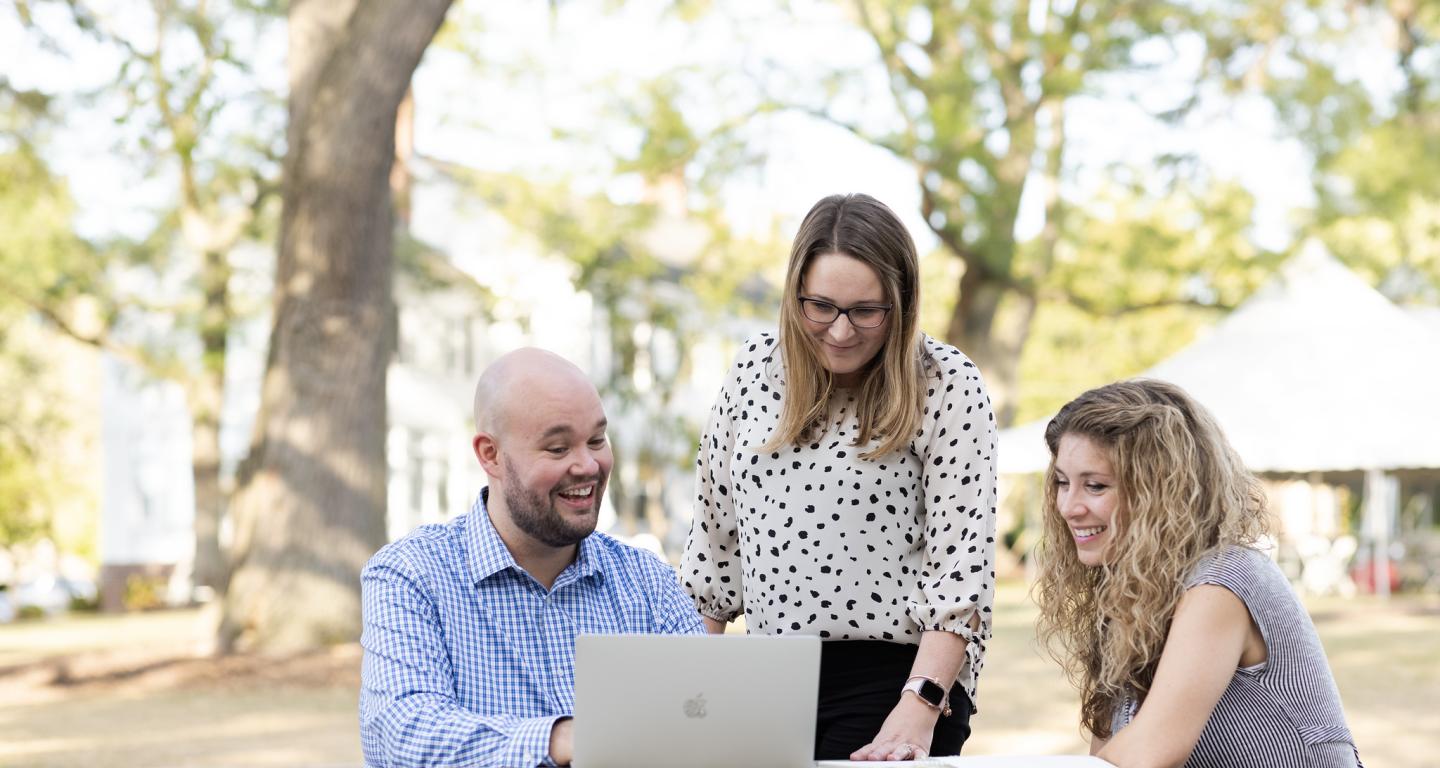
[
  {"x1": 697, "y1": 603, "x2": 741, "y2": 624},
  {"x1": 905, "y1": 601, "x2": 988, "y2": 642}
]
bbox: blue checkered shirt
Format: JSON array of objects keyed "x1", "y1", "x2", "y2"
[{"x1": 360, "y1": 491, "x2": 704, "y2": 767}]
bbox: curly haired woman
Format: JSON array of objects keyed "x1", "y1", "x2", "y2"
[{"x1": 1033, "y1": 379, "x2": 1362, "y2": 768}]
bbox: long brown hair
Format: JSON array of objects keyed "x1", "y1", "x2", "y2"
[
  {"x1": 1032, "y1": 379, "x2": 1271, "y2": 738},
  {"x1": 765, "y1": 193, "x2": 925, "y2": 460}
]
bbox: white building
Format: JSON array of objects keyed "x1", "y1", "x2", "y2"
[
  {"x1": 94, "y1": 155, "x2": 771, "y2": 606},
  {"x1": 98, "y1": 358, "x2": 195, "y2": 609}
]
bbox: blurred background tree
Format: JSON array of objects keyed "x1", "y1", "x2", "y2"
[
  {"x1": 4, "y1": 0, "x2": 283, "y2": 593},
  {"x1": 731, "y1": 0, "x2": 1289, "y2": 425},
  {"x1": 218, "y1": 0, "x2": 454, "y2": 652},
  {"x1": 2, "y1": 0, "x2": 1436, "y2": 652},
  {"x1": 0, "y1": 87, "x2": 91, "y2": 549},
  {"x1": 1018, "y1": 179, "x2": 1277, "y2": 421},
  {"x1": 1263, "y1": 0, "x2": 1439, "y2": 302},
  {"x1": 435, "y1": 58, "x2": 780, "y2": 542}
]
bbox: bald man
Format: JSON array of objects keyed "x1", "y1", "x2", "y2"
[{"x1": 360, "y1": 349, "x2": 704, "y2": 768}]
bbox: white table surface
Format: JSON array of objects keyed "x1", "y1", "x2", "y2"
[{"x1": 816, "y1": 757, "x2": 1112, "y2": 767}]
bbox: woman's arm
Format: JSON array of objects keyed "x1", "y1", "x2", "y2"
[
  {"x1": 1096, "y1": 584, "x2": 1257, "y2": 768},
  {"x1": 848, "y1": 629, "x2": 968, "y2": 760},
  {"x1": 702, "y1": 616, "x2": 727, "y2": 634},
  {"x1": 851, "y1": 346, "x2": 999, "y2": 761},
  {"x1": 678, "y1": 344, "x2": 754, "y2": 627}
]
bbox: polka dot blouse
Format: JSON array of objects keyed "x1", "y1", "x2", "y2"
[{"x1": 681, "y1": 332, "x2": 998, "y2": 707}]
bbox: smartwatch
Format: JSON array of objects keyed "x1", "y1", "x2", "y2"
[{"x1": 901, "y1": 675, "x2": 953, "y2": 717}]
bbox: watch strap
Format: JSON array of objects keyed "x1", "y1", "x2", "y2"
[{"x1": 901, "y1": 675, "x2": 953, "y2": 717}]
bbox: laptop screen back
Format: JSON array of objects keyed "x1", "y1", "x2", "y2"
[{"x1": 574, "y1": 634, "x2": 821, "y2": 768}]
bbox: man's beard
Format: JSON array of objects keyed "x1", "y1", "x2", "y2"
[{"x1": 502, "y1": 457, "x2": 602, "y2": 548}]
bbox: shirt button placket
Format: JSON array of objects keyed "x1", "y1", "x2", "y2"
[{"x1": 537, "y1": 592, "x2": 554, "y2": 708}]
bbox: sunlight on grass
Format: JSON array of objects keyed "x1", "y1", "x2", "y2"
[
  {"x1": 0, "y1": 608, "x2": 210, "y2": 665},
  {"x1": 0, "y1": 584, "x2": 1435, "y2": 766}
]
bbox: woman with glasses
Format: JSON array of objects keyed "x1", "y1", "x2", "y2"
[{"x1": 681, "y1": 193, "x2": 997, "y2": 762}]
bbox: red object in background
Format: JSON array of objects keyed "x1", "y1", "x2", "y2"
[{"x1": 1350, "y1": 561, "x2": 1401, "y2": 594}]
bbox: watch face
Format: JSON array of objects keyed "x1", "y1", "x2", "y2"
[{"x1": 917, "y1": 679, "x2": 946, "y2": 706}]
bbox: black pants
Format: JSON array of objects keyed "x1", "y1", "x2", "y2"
[{"x1": 814, "y1": 640, "x2": 973, "y2": 760}]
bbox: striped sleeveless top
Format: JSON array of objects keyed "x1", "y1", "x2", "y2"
[{"x1": 1111, "y1": 545, "x2": 1363, "y2": 767}]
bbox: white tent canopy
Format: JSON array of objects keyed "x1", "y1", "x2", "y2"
[{"x1": 1000, "y1": 242, "x2": 1440, "y2": 475}]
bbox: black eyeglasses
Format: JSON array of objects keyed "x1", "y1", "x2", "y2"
[{"x1": 797, "y1": 297, "x2": 893, "y2": 328}]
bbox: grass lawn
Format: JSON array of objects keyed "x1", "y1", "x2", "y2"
[
  {"x1": 1, "y1": 583, "x2": 1435, "y2": 767},
  {"x1": 0, "y1": 608, "x2": 362, "y2": 767}
]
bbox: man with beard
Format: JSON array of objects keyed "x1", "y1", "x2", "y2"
[{"x1": 360, "y1": 348, "x2": 704, "y2": 768}]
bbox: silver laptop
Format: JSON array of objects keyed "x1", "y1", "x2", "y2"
[{"x1": 574, "y1": 634, "x2": 821, "y2": 768}]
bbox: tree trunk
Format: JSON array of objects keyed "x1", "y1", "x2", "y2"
[
  {"x1": 190, "y1": 406, "x2": 226, "y2": 592},
  {"x1": 190, "y1": 247, "x2": 232, "y2": 593},
  {"x1": 942, "y1": 137, "x2": 1034, "y2": 428},
  {"x1": 963, "y1": 98, "x2": 1064, "y2": 429},
  {"x1": 947, "y1": 262, "x2": 1036, "y2": 429},
  {"x1": 218, "y1": 0, "x2": 453, "y2": 652}
]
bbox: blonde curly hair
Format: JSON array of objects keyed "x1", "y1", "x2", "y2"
[{"x1": 1032, "y1": 379, "x2": 1271, "y2": 738}]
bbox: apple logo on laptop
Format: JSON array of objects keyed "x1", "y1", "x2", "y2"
[{"x1": 683, "y1": 693, "x2": 707, "y2": 719}]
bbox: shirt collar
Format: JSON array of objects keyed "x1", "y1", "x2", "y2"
[
  {"x1": 466, "y1": 487, "x2": 605, "y2": 588},
  {"x1": 566, "y1": 528, "x2": 605, "y2": 585}
]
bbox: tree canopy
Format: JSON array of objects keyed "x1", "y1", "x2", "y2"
[{"x1": 4, "y1": 0, "x2": 1436, "y2": 642}]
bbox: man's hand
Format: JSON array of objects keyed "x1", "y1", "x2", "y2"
[{"x1": 549, "y1": 718, "x2": 574, "y2": 766}]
